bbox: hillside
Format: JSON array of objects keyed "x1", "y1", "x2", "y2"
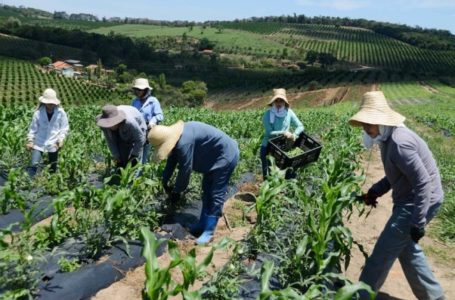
[{"x1": 0, "y1": 57, "x2": 126, "y2": 106}]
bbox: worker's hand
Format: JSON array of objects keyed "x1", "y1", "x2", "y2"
[
  {"x1": 57, "y1": 140, "x2": 64, "y2": 149},
  {"x1": 283, "y1": 131, "x2": 295, "y2": 140},
  {"x1": 357, "y1": 192, "x2": 378, "y2": 208},
  {"x1": 26, "y1": 143, "x2": 33, "y2": 151},
  {"x1": 410, "y1": 226, "x2": 425, "y2": 243}
]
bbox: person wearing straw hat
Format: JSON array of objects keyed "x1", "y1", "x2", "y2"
[
  {"x1": 26, "y1": 88, "x2": 69, "y2": 176},
  {"x1": 349, "y1": 91, "x2": 444, "y2": 299},
  {"x1": 260, "y1": 88, "x2": 303, "y2": 179},
  {"x1": 131, "y1": 78, "x2": 164, "y2": 164},
  {"x1": 148, "y1": 121, "x2": 239, "y2": 245},
  {"x1": 96, "y1": 104, "x2": 146, "y2": 169}
]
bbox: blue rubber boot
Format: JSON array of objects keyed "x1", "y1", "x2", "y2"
[
  {"x1": 187, "y1": 210, "x2": 207, "y2": 237},
  {"x1": 196, "y1": 215, "x2": 219, "y2": 245}
]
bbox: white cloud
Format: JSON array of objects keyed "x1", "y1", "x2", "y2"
[{"x1": 296, "y1": 0, "x2": 371, "y2": 11}]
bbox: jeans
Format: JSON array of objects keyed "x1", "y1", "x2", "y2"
[
  {"x1": 201, "y1": 151, "x2": 239, "y2": 217},
  {"x1": 28, "y1": 149, "x2": 59, "y2": 175},
  {"x1": 359, "y1": 202, "x2": 444, "y2": 300},
  {"x1": 142, "y1": 143, "x2": 151, "y2": 164},
  {"x1": 260, "y1": 145, "x2": 269, "y2": 179}
]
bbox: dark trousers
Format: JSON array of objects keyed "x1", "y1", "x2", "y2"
[{"x1": 201, "y1": 152, "x2": 239, "y2": 217}]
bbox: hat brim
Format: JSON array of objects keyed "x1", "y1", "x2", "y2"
[
  {"x1": 96, "y1": 111, "x2": 126, "y2": 128},
  {"x1": 39, "y1": 96, "x2": 60, "y2": 105},
  {"x1": 133, "y1": 84, "x2": 152, "y2": 90},
  {"x1": 150, "y1": 121, "x2": 184, "y2": 161},
  {"x1": 349, "y1": 109, "x2": 406, "y2": 127},
  {"x1": 268, "y1": 95, "x2": 289, "y2": 106}
]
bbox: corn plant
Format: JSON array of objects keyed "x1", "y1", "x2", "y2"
[{"x1": 141, "y1": 227, "x2": 231, "y2": 300}]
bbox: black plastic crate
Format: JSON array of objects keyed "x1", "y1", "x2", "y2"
[{"x1": 267, "y1": 132, "x2": 322, "y2": 170}]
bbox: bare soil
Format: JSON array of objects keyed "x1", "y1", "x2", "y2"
[
  {"x1": 344, "y1": 147, "x2": 455, "y2": 299},
  {"x1": 206, "y1": 86, "x2": 354, "y2": 111}
]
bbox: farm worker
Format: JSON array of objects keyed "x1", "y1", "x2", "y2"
[
  {"x1": 96, "y1": 104, "x2": 146, "y2": 168},
  {"x1": 148, "y1": 121, "x2": 239, "y2": 245},
  {"x1": 349, "y1": 91, "x2": 444, "y2": 299},
  {"x1": 26, "y1": 88, "x2": 69, "y2": 176},
  {"x1": 131, "y1": 78, "x2": 164, "y2": 164},
  {"x1": 260, "y1": 88, "x2": 303, "y2": 179}
]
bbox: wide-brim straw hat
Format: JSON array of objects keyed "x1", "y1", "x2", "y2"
[
  {"x1": 148, "y1": 120, "x2": 184, "y2": 161},
  {"x1": 268, "y1": 88, "x2": 289, "y2": 106},
  {"x1": 39, "y1": 88, "x2": 60, "y2": 105},
  {"x1": 349, "y1": 91, "x2": 405, "y2": 127},
  {"x1": 132, "y1": 78, "x2": 152, "y2": 90},
  {"x1": 96, "y1": 105, "x2": 126, "y2": 128}
]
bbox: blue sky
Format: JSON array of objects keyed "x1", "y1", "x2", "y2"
[{"x1": 3, "y1": 0, "x2": 455, "y2": 33}]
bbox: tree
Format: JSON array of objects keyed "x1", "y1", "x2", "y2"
[
  {"x1": 115, "y1": 64, "x2": 127, "y2": 77},
  {"x1": 96, "y1": 59, "x2": 103, "y2": 78},
  {"x1": 306, "y1": 50, "x2": 318, "y2": 65},
  {"x1": 4, "y1": 17, "x2": 21, "y2": 30},
  {"x1": 181, "y1": 80, "x2": 207, "y2": 107},
  {"x1": 38, "y1": 56, "x2": 52, "y2": 67},
  {"x1": 198, "y1": 38, "x2": 215, "y2": 51},
  {"x1": 318, "y1": 53, "x2": 337, "y2": 67},
  {"x1": 158, "y1": 73, "x2": 167, "y2": 89}
]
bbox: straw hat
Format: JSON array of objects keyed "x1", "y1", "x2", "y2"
[
  {"x1": 268, "y1": 88, "x2": 289, "y2": 106},
  {"x1": 96, "y1": 105, "x2": 126, "y2": 128},
  {"x1": 39, "y1": 88, "x2": 60, "y2": 105},
  {"x1": 132, "y1": 78, "x2": 152, "y2": 90},
  {"x1": 348, "y1": 91, "x2": 405, "y2": 127},
  {"x1": 148, "y1": 120, "x2": 184, "y2": 161}
]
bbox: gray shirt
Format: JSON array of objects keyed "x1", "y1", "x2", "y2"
[
  {"x1": 101, "y1": 105, "x2": 146, "y2": 160},
  {"x1": 369, "y1": 127, "x2": 444, "y2": 227}
]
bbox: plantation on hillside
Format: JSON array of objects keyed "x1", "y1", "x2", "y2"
[{"x1": 0, "y1": 57, "x2": 126, "y2": 106}]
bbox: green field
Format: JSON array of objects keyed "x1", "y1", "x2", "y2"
[{"x1": 90, "y1": 24, "x2": 289, "y2": 54}]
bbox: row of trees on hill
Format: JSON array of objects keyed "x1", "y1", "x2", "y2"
[{"x1": 220, "y1": 15, "x2": 455, "y2": 51}]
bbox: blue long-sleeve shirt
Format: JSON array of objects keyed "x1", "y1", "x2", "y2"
[
  {"x1": 131, "y1": 95, "x2": 164, "y2": 126},
  {"x1": 261, "y1": 108, "x2": 304, "y2": 146},
  {"x1": 162, "y1": 121, "x2": 239, "y2": 193}
]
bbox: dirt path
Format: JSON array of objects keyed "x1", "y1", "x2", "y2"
[{"x1": 344, "y1": 147, "x2": 455, "y2": 299}]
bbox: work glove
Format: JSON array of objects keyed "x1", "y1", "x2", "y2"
[
  {"x1": 283, "y1": 131, "x2": 295, "y2": 141},
  {"x1": 410, "y1": 226, "x2": 425, "y2": 243},
  {"x1": 357, "y1": 192, "x2": 378, "y2": 208},
  {"x1": 26, "y1": 143, "x2": 33, "y2": 151},
  {"x1": 58, "y1": 140, "x2": 64, "y2": 149}
]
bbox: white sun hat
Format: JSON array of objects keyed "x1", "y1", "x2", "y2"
[
  {"x1": 148, "y1": 120, "x2": 185, "y2": 161},
  {"x1": 39, "y1": 88, "x2": 60, "y2": 105},
  {"x1": 268, "y1": 88, "x2": 289, "y2": 106},
  {"x1": 132, "y1": 78, "x2": 152, "y2": 90},
  {"x1": 349, "y1": 91, "x2": 405, "y2": 127}
]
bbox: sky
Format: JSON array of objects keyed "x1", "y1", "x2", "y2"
[{"x1": 3, "y1": 0, "x2": 455, "y2": 34}]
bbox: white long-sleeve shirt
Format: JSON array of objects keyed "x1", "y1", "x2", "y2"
[{"x1": 27, "y1": 105, "x2": 69, "y2": 153}]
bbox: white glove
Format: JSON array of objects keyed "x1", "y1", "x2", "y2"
[
  {"x1": 284, "y1": 131, "x2": 295, "y2": 140},
  {"x1": 148, "y1": 122, "x2": 156, "y2": 130}
]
